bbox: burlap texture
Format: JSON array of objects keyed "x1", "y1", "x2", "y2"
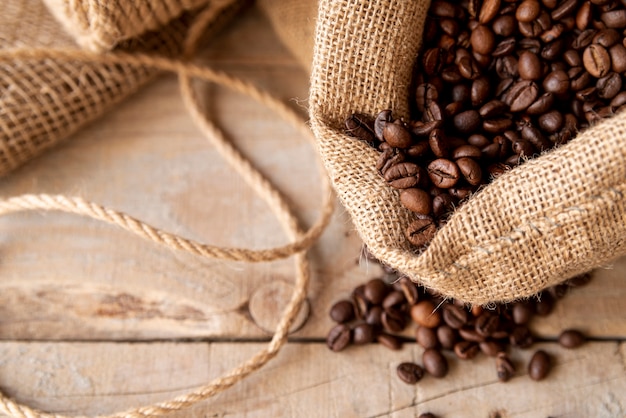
[
  {"x1": 41, "y1": 0, "x2": 214, "y2": 52},
  {"x1": 308, "y1": 0, "x2": 626, "y2": 304},
  {"x1": 0, "y1": 0, "x2": 241, "y2": 177}
]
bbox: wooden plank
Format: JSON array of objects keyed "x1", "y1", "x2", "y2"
[{"x1": 0, "y1": 341, "x2": 624, "y2": 417}]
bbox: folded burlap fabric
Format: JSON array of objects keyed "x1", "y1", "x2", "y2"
[
  {"x1": 301, "y1": 0, "x2": 626, "y2": 304},
  {"x1": 0, "y1": 0, "x2": 241, "y2": 177}
]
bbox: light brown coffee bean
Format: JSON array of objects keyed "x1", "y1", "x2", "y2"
[
  {"x1": 528, "y1": 350, "x2": 551, "y2": 381},
  {"x1": 410, "y1": 300, "x2": 441, "y2": 328},
  {"x1": 479, "y1": 0, "x2": 501, "y2": 23},
  {"x1": 583, "y1": 44, "x2": 611, "y2": 78},
  {"x1": 400, "y1": 188, "x2": 433, "y2": 215},
  {"x1": 516, "y1": 0, "x2": 541, "y2": 22},
  {"x1": 471, "y1": 25, "x2": 496, "y2": 55}
]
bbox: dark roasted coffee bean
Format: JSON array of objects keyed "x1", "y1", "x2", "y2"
[
  {"x1": 365, "y1": 305, "x2": 383, "y2": 326},
  {"x1": 353, "y1": 323, "x2": 375, "y2": 344},
  {"x1": 475, "y1": 312, "x2": 500, "y2": 337},
  {"x1": 593, "y1": 28, "x2": 621, "y2": 47},
  {"x1": 406, "y1": 216, "x2": 437, "y2": 248},
  {"x1": 527, "y1": 92, "x2": 555, "y2": 115},
  {"x1": 454, "y1": 340, "x2": 480, "y2": 360},
  {"x1": 442, "y1": 304, "x2": 468, "y2": 329},
  {"x1": 376, "y1": 148, "x2": 405, "y2": 176},
  {"x1": 459, "y1": 327, "x2": 486, "y2": 343},
  {"x1": 601, "y1": 10, "x2": 626, "y2": 28},
  {"x1": 528, "y1": 350, "x2": 551, "y2": 380},
  {"x1": 377, "y1": 333, "x2": 402, "y2": 350},
  {"x1": 364, "y1": 278, "x2": 388, "y2": 305},
  {"x1": 513, "y1": 139, "x2": 536, "y2": 156},
  {"x1": 564, "y1": 49, "x2": 582, "y2": 66},
  {"x1": 597, "y1": 72, "x2": 623, "y2": 99},
  {"x1": 432, "y1": 193, "x2": 456, "y2": 219},
  {"x1": 415, "y1": 84, "x2": 439, "y2": 112},
  {"x1": 551, "y1": 0, "x2": 578, "y2": 20},
  {"x1": 422, "y1": 47, "x2": 445, "y2": 76},
  {"x1": 396, "y1": 276, "x2": 419, "y2": 305},
  {"x1": 410, "y1": 120, "x2": 441, "y2": 137},
  {"x1": 583, "y1": 44, "x2": 612, "y2": 77},
  {"x1": 522, "y1": 124, "x2": 552, "y2": 151},
  {"x1": 411, "y1": 300, "x2": 441, "y2": 328},
  {"x1": 330, "y1": 300, "x2": 355, "y2": 323},
  {"x1": 518, "y1": 51, "x2": 542, "y2": 81},
  {"x1": 506, "y1": 80, "x2": 539, "y2": 112},
  {"x1": 429, "y1": 128, "x2": 450, "y2": 157},
  {"x1": 541, "y1": 23, "x2": 565, "y2": 43},
  {"x1": 352, "y1": 285, "x2": 369, "y2": 319},
  {"x1": 543, "y1": 70, "x2": 570, "y2": 94},
  {"x1": 542, "y1": 38, "x2": 566, "y2": 61},
  {"x1": 382, "y1": 309, "x2": 406, "y2": 333},
  {"x1": 423, "y1": 348, "x2": 449, "y2": 378},
  {"x1": 453, "y1": 110, "x2": 482, "y2": 133},
  {"x1": 430, "y1": 0, "x2": 462, "y2": 18},
  {"x1": 452, "y1": 144, "x2": 482, "y2": 159},
  {"x1": 345, "y1": 114, "x2": 376, "y2": 145},
  {"x1": 496, "y1": 352, "x2": 516, "y2": 382},
  {"x1": 510, "y1": 325, "x2": 534, "y2": 348},
  {"x1": 480, "y1": 340, "x2": 505, "y2": 357},
  {"x1": 559, "y1": 329, "x2": 586, "y2": 348},
  {"x1": 535, "y1": 291, "x2": 555, "y2": 316},
  {"x1": 397, "y1": 362, "x2": 425, "y2": 384},
  {"x1": 517, "y1": 0, "x2": 542, "y2": 22},
  {"x1": 383, "y1": 122, "x2": 413, "y2": 148},
  {"x1": 456, "y1": 157, "x2": 483, "y2": 185},
  {"x1": 428, "y1": 158, "x2": 460, "y2": 188},
  {"x1": 384, "y1": 162, "x2": 423, "y2": 189},
  {"x1": 479, "y1": 100, "x2": 508, "y2": 118},
  {"x1": 400, "y1": 188, "x2": 433, "y2": 215},
  {"x1": 483, "y1": 118, "x2": 514, "y2": 134},
  {"x1": 382, "y1": 290, "x2": 407, "y2": 310},
  {"x1": 437, "y1": 325, "x2": 458, "y2": 350},
  {"x1": 538, "y1": 110, "x2": 564, "y2": 133},
  {"x1": 327, "y1": 324, "x2": 351, "y2": 351},
  {"x1": 471, "y1": 77, "x2": 491, "y2": 106},
  {"x1": 569, "y1": 67, "x2": 592, "y2": 91},
  {"x1": 458, "y1": 56, "x2": 481, "y2": 79},
  {"x1": 416, "y1": 325, "x2": 440, "y2": 349},
  {"x1": 471, "y1": 25, "x2": 496, "y2": 55},
  {"x1": 609, "y1": 43, "x2": 626, "y2": 72},
  {"x1": 576, "y1": 1, "x2": 592, "y2": 30},
  {"x1": 512, "y1": 301, "x2": 535, "y2": 325},
  {"x1": 492, "y1": 15, "x2": 516, "y2": 37},
  {"x1": 374, "y1": 110, "x2": 393, "y2": 141},
  {"x1": 479, "y1": 0, "x2": 501, "y2": 23}
]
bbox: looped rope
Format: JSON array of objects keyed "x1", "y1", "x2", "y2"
[{"x1": 0, "y1": 3, "x2": 334, "y2": 417}]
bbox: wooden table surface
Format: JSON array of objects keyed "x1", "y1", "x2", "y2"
[{"x1": 1, "y1": 4, "x2": 625, "y2": 417}]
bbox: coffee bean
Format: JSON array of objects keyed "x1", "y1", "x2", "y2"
[
  {"x1": 538, "y1": 110, "x2": 565, "y2": 133},
  {"x1": 512, "y1": 301, "x2": 535, "y2": 325},
  {"x1": 535, "y1": 292, "x2": 555, "y2": 316},
  {"x1": 510, "y1": 325, "x2": 534, "y2": 348},
  {"x1": 365, "y1": 305, "x2": 383, "y2": 326},
  {"x1": 564, "y1": 49, "x2": 582, "y2": 66},
  {"x1": 496, "y1": 352, "x2": 516, "y2": 382},
  {"x1": 480, "y1": 341, "x2": 505, "y2": 357},
  {"x1": 583, "y1": 44, "x2": 612, "y2": 77},
  {"x1": 471, "y1": 25, "x2": 496, "y2": 55},
  {"x1": 453, "y1": 110, "x2": 482, "y2": 133},
  {"x1": 327, "y1": 324, "x2": 351, "y2": 352},
  {"x1": 475, "y1": 312, "x2": 500, "y2": 337},
  {"x1": 479, "y1": 0, "x2": 501, "y2": 23},
  {"x1": 506, "y1": 80, "x2": 539, "y2": 112},
  {"x1": 383, "y1": 122, "x2": 413, "y2": 148},
  {"x1": 400, "y1": 188, "x2": 433, "y2": 215},
  {"x1": 345, "y1": 114, "x2": 376, "y2": 145},
  {"x1": 517, "y1": 0, "x2": 542, "y2": 22},
  {"x1": 428, "y1": 158, "x2": 460, "y2": 188},
  {"x1": 382, "y1": 309, "x2": 407, "y2": 333},
  {"x1": 416, "y1": 325, "x2": 440, "y2": 349},
  {"x1": 601, "y1": 10, "x2": 626, "y2": 28},
  {"x1": 609, "y1": 43, "x2": 626, "y2": 72},
  {"x1": 459, "y1": 327, "x2": 486, "y2": 343},
  {"x1": 596, "y1": 72, "x2": 622, "y2": 99},
  {"x1": 518, "y1": 51, "x2": 542, "y2": 80},
  {"x1": 377, "y1": 333, "x2": 403, "y2": 350},
  {"x1": 384, "y1": 162, "x2": 423, "y2": 189},
  {"x1": 382, "y1": 290, "x2": 407, "y2": 310},
  {"x1": 396, "y1": 276, "x2": 420, "y2": 305},
  {"x1": 423, "y1": 348, "x2": 449, "y2": 378},
  {"x1": 471, "y1": 77, "x2": 491, "y2": 106},
  {"x1": 429, "y1": 128, "x2": 450, "y2": 157},
  {"x1": 454, "y1": 340, "x2": 480, "y2": 360},
  {"x1": 593, "y1": 28, "x2": 621, "y2": 47},
  {"x1": 374, "y1": 110, "x2": 393, "y2": 141},
  {"x1": 558, "y1": 329, "x2": 586, "y2": 348},
  {"x1": 441, "y1": 304, "x2": 468, "y2": 329},
  {"x1": 411, "y1": 300, "x2": 441, "y2": 328},
  {"x1": 551, "y1": 0, "x2": 578, "y2": 20},
  {"x1": 397, "y1": 362, "x2": 425, "y2": 384},
  {"x1": 364, "y1": 278, "x2": 388, "y2": 305},
  {"x1": 353, "y1": 323, "x2": 375, "y2": 344},
  {"x1": 573, "y1": 29, "x2": 597, "y2": 50},
  {"x1": 436, "y1": 325, "x2": 458, "y2": 350},
  {"x1": 456, "y1": 157, "x2": 483, "y2": 186},
  {"x1": 458, "y1": 56, "x2": 482, "y2": 79},
  {"x1": 527, "y1": 92, "x2": 555, "y2": 115},
  {"x1": 406, "y1": 216, "x2": 437, "y2": 247},
  {"x1": 330, "y1": 300, "x2": 355, "y2": 323},
  {"x1": 528, "y1": 350, "x2": 551, "y2": 380},
  {"x1": 576, "y1": 1, "x2": 592, "y2": 30},
  {"x1": 452, "y1": 144, "x2": 482, "y2": 159},
  {"x1": 492, "y1": 14, "x2": 516, "y2": 36},
  {"x1": 543, "y1": 70, "x2": 570, "y2": 94}
]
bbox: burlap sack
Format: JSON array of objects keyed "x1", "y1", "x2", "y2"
[
  {"x1": 304, "y1": 0, "x2": 626, "y2": 305},
  {"x1": 0, "y1": 0, "x2": 241, "y2": 177}
]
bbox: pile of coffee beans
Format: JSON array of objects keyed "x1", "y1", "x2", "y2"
[
  {"x1": 345, "y1": 0, "x2": 626, "y2": 248},
  {"x1": 326, "y1": 250, "x2": 590, "y2": 385}
]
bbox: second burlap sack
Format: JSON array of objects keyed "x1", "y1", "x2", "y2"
[{"x1": 304, "y1": 0, "x2": 626, "y2": 305}]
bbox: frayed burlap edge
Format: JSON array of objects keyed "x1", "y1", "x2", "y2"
[{"x1": 309, "y1": 0, "x2": 626, "y2": 305}]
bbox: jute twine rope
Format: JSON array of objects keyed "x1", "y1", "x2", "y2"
[{"x1": 0, "y1": 4, "x2": 334, "y2": 417}]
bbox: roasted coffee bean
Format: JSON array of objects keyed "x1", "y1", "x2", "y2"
[
  {"x1": 382, "y1": 290, "x2": 407, "y2": 310},
  {"x1": 535, "y1": 292, "x2": 555, "y2": 316},
  {"x1": 576, "y1": 1, "x2": 592, "y2": 30},
  {"x1": 437, "y1": 325, "x2": 458, "y2": 350},
  {"x1": 471, "y1": 77, "x2": 492, "y2": 106},
  {"x1": 364, "y1": 278, "x2": 388, "y2": 305},
  {"x1": 453, "y1": 110, "x2": 482, "y2": 133},
  {"x1": 427, "y1": 158, "x2": 461, "y2": 188},
  {"x1": 609, "y1": 43, "x2": 626, "y2": 72},
  {"x1": 327, "y1": 324, "x2": 351, "y2": 352},
  {"x1": 493, "y1": 38, "x2": 517, "y2": 58},
  {"x1": 353, "y1": 323, "x2": 375, "y2": 344},
  {"x1": 442, "y1": 304, "x2": 468, "y2": 329},
  {"x1": 479, "y1": 0, "x2": 501, "y2": 23},
  {"x1": 454, "y1": 340, "x2": 480, "y2": 360},
  {"x1": 432, "y1": 193, "x2": 456, "y2": 219},
  {"x1": 352, "y1": 285, "x2": 369, "y2": 319},
  {"x1": 383, "y1": 122, "x2": 413, "y2": 148},
  {"x1": 518, "y1": 51, "x2": 542, "y2": 80},
  {"x1": 429, "y1": 128, "x2": 450, "y2": 157},
  {"x1": 384, "y1": 162, "x2": 423, "y2": 189},
  {"x1": 397, "y1": 362, "x2": 425, "y2": 384},
  {"x1": 512, "y1": 301, "x2": 535, "y2": 325},
  {"x1": 374, "y1": 110, "x2": 393, "y2": 141},
  {"x1": 382, "y1": 309, "x2": 407, "y2": 333},
  {"x1": 452, "y1": 144, "x2": 482, "y2": 159},
  {"x1": 493, "y1": 14, "x2": 516, "y2": 36},
  {"x1": 411, "y1": 300, "x2": 441, "y2": 328},
  {"x1": 593, "y1": 28, "x2": 621, "y2": 47},
  {"x1": 459, "y1": 327, "x2": 486, "y2": 343},
  {"x1": 517, "y1": 0, "x2": 542, "y2": 22},
  {"x1": 365, "y1": 305, "x2": 383, "y2": 326},
  {"x1": 527, "y1": 92, "x2": 555, "y2": 115},
  {"x1": 528, "y1": 350, "x2": 551, "y2": 380},
  {"x1": 583, "y1": 44, "x2": 612, "y2": 77},
  {"x1": 471, "y1": 25, "x2": 496, "y2": 55},
  {"x1": 483, "y1": 118, "x2": 514, "y2": 133},
  {"x1": 543, "y1": 70, "x2": 570, "y2": 94},
  {"x1": 345, "y1": 113, "x2": 376, "y2": 145},
  {"x1": 406, "y1": 216, "x2": 438, "y2": 247},
  {"x1": 569, "y1": 66, "x2": 592, "y2": 91},
  {"x1": 458, "y1": 56, "x2": 482, "y2": 79},
  {"x1": 396, "y1": 276, "x2": 420, "y2": 305},
  {"x1": 456, "y1": 157, "x2": 483, "y2": 185},
  {"x1": 330, "y1": 300, "x2": 355, "y2": 323},
  {"x1": 496, "y1": 352, "x2": 516, "y2": 382},
  {"x1": 415, "y1": 84, "x2": 439, "y2": 112},
  {"x1": 506, "y1": 80, "x2": 539, "y2": 112},
  {"x1": 423, "y1": 348, "x2": 449, "y2": 378},
  {"x1": 596, "y1": 72, "x2": 623, "y2": 98},
  {"x1": 564, "y1": 49, "x2": 582, "y2": 66},
  {"x1": 538, "y1": 110, "x2": 565, "y2": 133},
  {"x1": 416, "y1": 325, "x2": 440, "y2": 349},
  {"x1": 377, "y1": 333, "x2": 403, "y2": 350},
  {"x1": 510, "y1": 325, "x2": 534, "y2": 348},
  {"x1": 400, "y1": 188, "x2": 433, "y2": 215},
  {"x1": 601, "y1": 10, "x2": 626, "y2": 28},
  {"x1": 475, "y1": 312, "x2": 500, "y2": 337},
  {"x1": 558, "y1": 329, "x2": 586, "y2": 348},
  {"x1": 573, "y1": 29, "x2": 597, "y2": 49},
  {"x1": 480, "y1": 340, "x2": 505, "y2": 357},
  {"x1": 551, "y1": 0, "x2": 578, "y2": 20}
]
